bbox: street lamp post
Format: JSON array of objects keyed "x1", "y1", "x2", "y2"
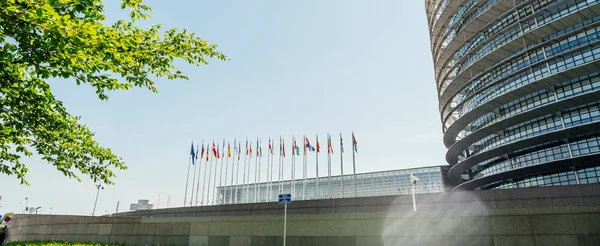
[
  {"x1": 23, "y1": 197, "x2": 29, "y2": 213},
  {"x1": 92, "y1": 183, "x2": 104, "y2": 216},
  {"x1": 410, "y1": 174, "x2": 420, "y2": 212}
]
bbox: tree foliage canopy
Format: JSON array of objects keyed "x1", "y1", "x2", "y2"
[{"x1": 0, "y1": 0, "x2": 226, "y2": 185}]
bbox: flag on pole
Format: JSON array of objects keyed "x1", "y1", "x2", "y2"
[
  {"x1": 283, "y1": 138, "x2": 286, "y2": 158},
  {"x1": 206, "y1": 145, "x2": 210, "y2": 161},
  {"x1": 292, "y1": 137, "x2": 296, "y2": 155},
  {"x1": 238, "y1": 142, "x2": 242, "y2": 160},
  {"x1": 228, "y1": 143, "x2": 232, "y2": 158},
  {"x1": 246, "y1": 140, "x2": 249, "y2": 156},
  {"x1": 233, "y1": 140, "x2": 237, "y2": 156},
  {"x1": 281, "y1": 137, "x2": 286, "y2": 158},
  {"x1": 256, "y1": 139, "x2": 260, "y2": 156},
  {"x1": 305, "y1": 136, "x2": 315, "y2": 152},
  {"x1": 249, "y1": 142, "x2": 253, "y2": 157},
  {"x1": 340, "y1": 133, "x2": 344, "y2": 153},
  {"x1": 269, "y1": 138, "x2": 273, "y2": 155},
  {"x1": 201, "y1": 143, "x2": 206, "y2": 160},
  {"x1": 303, "y1": 135, "x2": 306, "y2": 155},
  {"x1": 279, "y1": 137, "x2": 283, "y2": 157},
  {"x1": 328, "y1": 134, "x2": 334, "y2": 154},
  {"x1": 316, "y1": 136, "x2": 321, "y2": 153},
  {"x1": 221, "y1": 141, "x2": 225, "y2": 158},
  {"x1": 190, "y1": 142, "x2": 196, "y2": 165},
  {"x1": 293, "y1": 138, "x2": 300, "y2": 155},
  {"x1": 195, "y1": 143, "x2": 199, "y2": 161},
  {"x1": 352, "y1": 132, "x2": 358, "y2": 153},
  {"x1": 212, "y1": 142, "x2": 218, "y2": 157}
]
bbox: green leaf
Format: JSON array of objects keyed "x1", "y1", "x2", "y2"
[{"x1": 0, "y1": 0, "x2": 226, "y2": 186}]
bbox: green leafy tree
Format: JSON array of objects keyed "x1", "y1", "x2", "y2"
[{"x1": 0, "y1": 0, "x2": 227, "y2": 185}]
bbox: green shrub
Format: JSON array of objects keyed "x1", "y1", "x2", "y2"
[{"x1": 5, "y1": 241, "x2": 124, "y2": 246}]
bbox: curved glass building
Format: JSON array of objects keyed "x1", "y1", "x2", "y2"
[{"x1": 425, "y1": 0, "x2": 600, "y2": 190}]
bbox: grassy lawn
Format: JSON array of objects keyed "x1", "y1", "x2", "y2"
[{"x1": 5, "y1": 242, "x2": 123, "y2": 246}]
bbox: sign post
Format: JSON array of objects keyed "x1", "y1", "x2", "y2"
[{"x1": 278, "y1": 193, "x2": 292, "y2": 246}]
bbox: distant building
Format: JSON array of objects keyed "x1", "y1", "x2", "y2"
[
  {"x1": 129, "y1": 199, "x2": 153, "y2": 211},
  {"x1": 213, "y1": 166, "x2": 449, "y2": 205}
]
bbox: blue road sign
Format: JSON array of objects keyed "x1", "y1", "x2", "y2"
[{"x1": 278, "y1": 194, "x2": 292, "y2": 204}]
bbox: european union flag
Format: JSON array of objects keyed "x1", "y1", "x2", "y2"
[{"x1": 190, "y1": 142, "x2": 196, "y2": 165}]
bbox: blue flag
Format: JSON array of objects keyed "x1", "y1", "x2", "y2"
[
  {"x1": 190, "y1": 142, "x2": 196, "y2": 165},
  {"x1": 340, "y1": 133, "x2": 344, "y2": 153}
]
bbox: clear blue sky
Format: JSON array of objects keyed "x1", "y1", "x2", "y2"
[{"x1": 0, "y1": 0, "x2": 446, "y2": 215}]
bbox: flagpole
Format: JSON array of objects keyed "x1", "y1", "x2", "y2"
[
  {"x1": 269, "y1": 140, "x2": 275, "y2": 202},
  {"x1": 190, "y1": 160, "x2": 198, "y2": 206},
  {"x1": 254, "y1": 140, "x2": 260, "y2": 203},
  {"x1": 236, "y1": 141, "x2": 244, "y2": 204},
  {"x1": 236, "y1": 143, "x2": 242, "y2": 204},
  {"x1": 271, "y1": 142, "x2": 275, "y2": 202},
  {"x1": 201, "y1": 150, "x2": 209, "y2": 206},
  {"x1": 273, "y1": 147, "x2": 277, "y2": 202},
  {"x1": 304, "y1": 148, "x2": 307, "y2": 201},
  {"x1": 245, "y1": 140, "x2": 251, "y2": 203},
  {"x1": 266, "y1": 140, "x2": 271, "y2": 202},
  {"x1": 279, "y1": 137, "x2": 283, "y2": 199},
  {"x1": 291, "y1": 136, "x2": 295, "y2": 196},
  {"x1": 352, "y1": 133, "x2": 357, "y2": 198},
  {"x1": 302, "y1": 134, "x2": 307, "y2": 201},
  {"x1": 207, "y1": 148, "x2": 214, "y2": 205},
  {"x1": 328, "y1": 134, "x2": 332, "y2": 199},
  {"x1": 254, "y1": 152, "x2": 261, "y2": 203},
  {"x1": 272, "y1": 141, "x2": 276, "y2": 202},
  {"x1": 223, "y1": 144, "x2": 230, "y2": 205},
  {"x1": 195, "y1": 144, "x2": 204, "y2": 206},
  {"x1": 230, "y1": 140, "x2": 237, "y2": 204},
  {"x1": 204, "y1": 143, "x2": 214, "y2": 205},
  {"x1": 247, "y1": 152, "x2": 252, "y2": 203},
  {"x1": 257, "y1": 144, "x2": 263, "y2": 202},
  {"x1": 216, "y1": 141, "x2": 225, "y2": 205},
  {"x1": 190, "y1": 147, "x2": 198, "y2": 206},
  {"x1": 340, "y1": 133, "x2": 344, "y2": 199},
  {"x1": 279, "y1": 150, "x2": 283, "y2": 197},
  {"x1": 212, "y1": 146, "x2": 218, "y2": 205},
  {"x1": 213, "y1": 143, "x2": 221, "y2": 205},
  {"x1": 277, "y1": 136, "x2": 283, "y2": 197},
  {"x1": 184, "y1": 143, "x2": 193, "y2": 207},
  {"x1": 246, "y1": 143, "x2": 252, "y2": 203},
  {"x1": 315, "y1": 134, "x2": 320, "y2": 200}
]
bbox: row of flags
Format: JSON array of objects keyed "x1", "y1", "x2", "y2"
[
  {"x1": 189, "y1": 133, "x2": 358, "y2": 163},
  {"x1": 183, "y1": 132, "x2": 360, "y2": 206}
]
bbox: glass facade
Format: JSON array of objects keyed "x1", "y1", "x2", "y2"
[
  {"x1": 483, "y1": 166, "x2": 600, "y2": 189},
  {"x1": 213, "y1": 166, "x2": 445, "y2": 205},
  {"x1": 426, "y1": 0, "x2": 600, "y2": 190}
]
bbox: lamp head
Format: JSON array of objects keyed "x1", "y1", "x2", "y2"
[{"x1": 410, "y1": 174, "x2": 419, "y2": 184}]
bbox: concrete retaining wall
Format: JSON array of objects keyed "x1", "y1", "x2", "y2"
[{"x1": 7, "y1": 184, "x2": 600, "y2": 245}]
